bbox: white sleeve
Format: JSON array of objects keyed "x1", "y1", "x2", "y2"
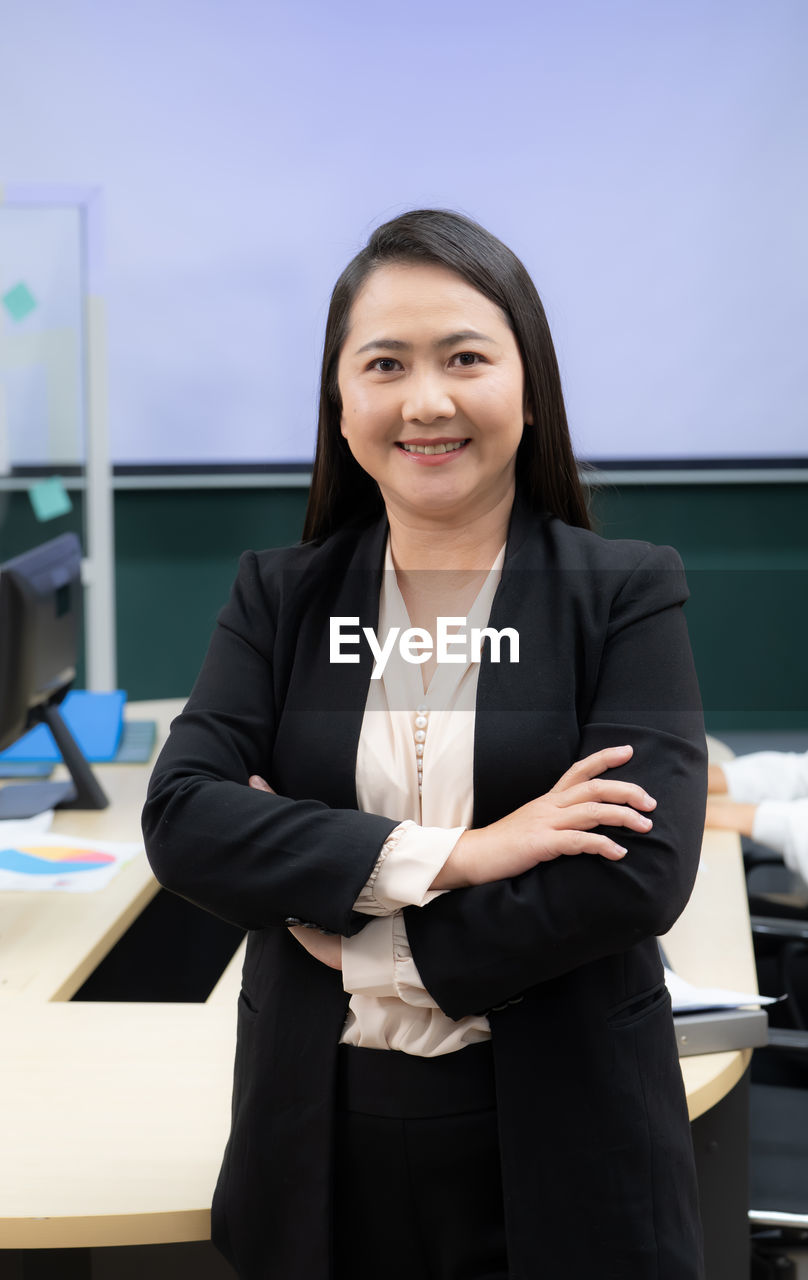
[
  {"x1": 753, "y1": 798, "x2": 808, "y2": 884},
  {"x1": 723, "y1": 751, "x2": 808, "y2": 803},
  {"x1": 389, "y1": 913, "x2": 440, "y2": 1007},
  {"x1": 341, "y1": 912, "x2": 439, "y2": 1007},
  {"x1": 343, "y1": 824, "x2": 465, "y2": 1000},
  {"x1": 341, "y1": 916, "x2": 398, "y2": 998},
  {"x1": 352, "y1": 819, "x2": 466, "y2": 916}
]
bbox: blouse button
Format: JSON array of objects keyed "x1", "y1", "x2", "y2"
[
  {"x1": 414, "y1": 729, "x2": 426, "y2": 743},
  {"x1": 414, "y1": 715, "x2": 428, "y2": 729}
]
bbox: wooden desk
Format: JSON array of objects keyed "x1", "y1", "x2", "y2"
[
  {"x1": 0, "y1": 1001, "x2": 234, "y2": 1248},
  {"x1": 0, "y1": 701, "x2": 180, "y2": 1003},
  {"x1": 0, "y1": 711, "x2": 758, "y2": 1256},
  {"x1": 665, "y1": 739, "x2": 758, "y2": 1119}
]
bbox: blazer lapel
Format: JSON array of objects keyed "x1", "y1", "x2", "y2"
[
  {"x1": 275, "y1": 494, "x2": 580, "y2": 825},
  {"x1": 472, "y1": 492, "x2": 580, "y2": 829},
  {"x1": 271, "y1": 513, "x2": 389, "y2": 809}
]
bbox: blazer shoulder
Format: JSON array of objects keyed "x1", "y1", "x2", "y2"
[
  {"x1": 517, "y1": 517, "x2": 690, "y2": 623},
  {"x1": 539, "y1": 516, "x2": 684, "y2": 576},
  {"x1": 249, "y1": 520, "x2": 382, "y2": 578},
  {"x1": 218, "y1": 524, "x2": 379, "y2": 638}
]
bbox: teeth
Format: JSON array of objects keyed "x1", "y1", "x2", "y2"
[{"x1": 400, "y1": 440, "x2": 467, "y2": 455}]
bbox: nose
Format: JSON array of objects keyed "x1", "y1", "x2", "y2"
[{"x1": 401, "y1": 371, "x2": 456, "y2": 425}]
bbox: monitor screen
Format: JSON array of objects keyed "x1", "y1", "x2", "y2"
[
  {"x1": 0, "y1": 533, "x2": 108, "y2": 816},
  {"x1": 0, "y1": 533, "x2": 81, "y2": 752}
]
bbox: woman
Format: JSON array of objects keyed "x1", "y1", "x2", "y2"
[{"x1": 143, "y1": 209, "x2": 707, "y2": 1279}]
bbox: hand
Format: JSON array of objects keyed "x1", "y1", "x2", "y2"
[
  {"x1": 248, "y1": 774, "x2": 343, "y2": 970},
  {"x1": 704, "y1": 795, "x2": 757, "y2": 837},
  {"x1": 248, "y1": 774, "x2": 276, "y2": 795},
  {"x1": 707, "y1": 764, "x2": 729, "y2": 794},
  {"x1": 286, "y1": 924, "x2": 343, "y2": 969},
  {"x1": 433, "y1": 745, "x2": 657, "y2": 890}
]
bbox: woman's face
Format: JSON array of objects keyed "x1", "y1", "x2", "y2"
[{"x1": 337, "y1": 262, "x2": 531, "y2": 526}]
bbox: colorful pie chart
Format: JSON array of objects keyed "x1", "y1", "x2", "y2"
[{"x1": 0, "y1": 846, "x2": 117, "y2": 875}]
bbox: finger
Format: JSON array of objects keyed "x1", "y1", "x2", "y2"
[
  {"x1": 249, "y1": 775, "x2": 276, "y2": 793},
  {"x1": 553, "y1": 745, "x2": 633, "y2": 791},
  {"x1": 555, "y1": 779, "x2": 656, "y2": 812},
  {"x1": 552, "y1": 830, "x2": 628, "y2": 860},
  {"x1": 560, "y1": 801, "x2": 654, "y2": 833}
]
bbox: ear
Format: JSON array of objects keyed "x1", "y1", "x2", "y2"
[{"x1": 523, "y1": 400, "x2": 534, "y2": 426}]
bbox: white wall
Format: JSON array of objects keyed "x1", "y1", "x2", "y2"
[{"x1": 1, "y1": 0, "x2": 805, "y2": 466}]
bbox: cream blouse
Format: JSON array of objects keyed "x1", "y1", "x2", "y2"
[{"x1": 339, "y1": 536, "x2": 506, "y2": 1056}]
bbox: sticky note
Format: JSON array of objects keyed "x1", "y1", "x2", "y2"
[
  {"x1": 2, "y1": 281, "x2": 37, "y2": 322},
  {"x1": 28, "y1": 476, "x2": 73, "y2": 521}
]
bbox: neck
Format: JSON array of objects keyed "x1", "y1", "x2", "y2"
[{"x1": 386, "y1": 486, "x2": 515, "y2": 572}]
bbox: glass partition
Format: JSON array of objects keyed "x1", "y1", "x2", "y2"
[{"x1": 0, "y1": 184, "x2": 115, "y2": 689}]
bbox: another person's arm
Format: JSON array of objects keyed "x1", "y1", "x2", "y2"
[
  {"x1": 706, "y1": 751, "x2": 808, "y2": 883},
  {"x1": 709, "y1": 751, "x2": 808, "y2": 802}
]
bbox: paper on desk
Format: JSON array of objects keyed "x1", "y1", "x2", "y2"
[
  {"x1": 664, "y1": 966, "x2": 777, "y2": 1013},
  {"x1": 0, "y1": 831, "x2": 141, "y2": 892},
  {"x1": 0, "y1": 810, "x2": 54, "y2": 839}
]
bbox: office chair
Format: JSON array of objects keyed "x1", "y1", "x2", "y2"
[
  {"x1": 745, "y1": 838, "x2": 808, "y2": 1045},
  {"x1": 749, "y1": 1027, "x2": 808, "y2": 1278},
  {"x1": 746, "y1": 844, "x2": 808, "y2": 1276}
]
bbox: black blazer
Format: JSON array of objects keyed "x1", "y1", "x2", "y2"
[{"x1": 143, "y1": 492, "x2": 707, "y2": 1280}]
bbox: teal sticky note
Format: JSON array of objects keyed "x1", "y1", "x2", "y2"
[
  {"x1": 2, "y1": 281, "x2": 37, "y2": 322},
  {"x1": 28, "y1": 476, "x2": 73, "y2": 522}
]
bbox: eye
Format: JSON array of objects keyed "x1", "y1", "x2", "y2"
[
  {"x1": 368, "y1": 357, "x2": 402, "y2": 373},
  {"x1": 450, "y1": 352, "x2": 485, "y2": 367}
]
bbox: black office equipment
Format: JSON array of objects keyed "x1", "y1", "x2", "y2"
[
  {"x1": 675, "y1": 1007, "x2": 769, "y2": 1058},
  {"x1": 0, "y1": 533, "x2": 108, "y2": 818}
]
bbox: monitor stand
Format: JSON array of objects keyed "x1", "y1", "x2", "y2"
[
  {"x1": 0, "y1": 778, "x2": 76, "y2": 820},
  {"x1": 0, "y1": 702, "x2": 109, "y2": 819}
]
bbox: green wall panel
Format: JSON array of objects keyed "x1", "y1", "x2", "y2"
[
  {"x1": 3, "y1": 481, "x2": 807, "y2": 730},
  {"x1": 589, "y1": 484, "x2": 808, "y2": 730},
  {"x1": 115, "y1": 488, "x2": 308, "y2": 701}
]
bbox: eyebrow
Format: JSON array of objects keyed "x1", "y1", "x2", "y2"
[{"x1": 354, "y1": 330, "x2": 496, "y2": 355}]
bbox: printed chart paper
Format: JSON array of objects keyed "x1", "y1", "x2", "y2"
[{"x1": 0, "y1": 830, "x2": 141, "y2": 892}]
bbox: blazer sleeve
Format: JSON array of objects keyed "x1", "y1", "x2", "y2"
[
  {"x1": 141, "y1": 550, "x2": 398, "y2": 933},
  {"x1": 404, "y1": 544, "x2": 708, "y2": 1020}
]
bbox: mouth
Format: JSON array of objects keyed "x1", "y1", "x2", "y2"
[{"x1": 395, "y1": 439, "x2": 470, "y2": 456}]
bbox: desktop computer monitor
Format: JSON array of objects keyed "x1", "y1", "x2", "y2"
[{"x1": 0, "y1": 532, "x2": 108, "y2": 818}]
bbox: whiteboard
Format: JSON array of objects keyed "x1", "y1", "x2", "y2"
[{"x1": 1, "y1": 0, "x2": 806, "y2": 469}]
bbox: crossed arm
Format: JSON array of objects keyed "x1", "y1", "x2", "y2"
[
  {"x1": 144, "y1": 543, "x2": 707, "y2": 1017},
  {"x1": 253, "y1": 742, "x2": 659, "y2": 972}
]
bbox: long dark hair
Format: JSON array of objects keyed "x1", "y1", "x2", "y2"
[{"x1": 302, "y1": 209, "x2": 590, "y2": 542}]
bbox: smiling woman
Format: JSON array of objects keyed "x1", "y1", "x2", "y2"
[
  {"x1": 336, "y1": 262, "x2": 530, "y2": 535},
  {"x1": 305, "y1": 208, "x2": 589, "y2": 546},
  {"x1": 143, "y1": 209, "x2": 708, "y2": 1280}
]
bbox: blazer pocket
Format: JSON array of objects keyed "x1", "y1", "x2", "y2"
[{"x1": 606, "y1": 981, "x2": 670, "y2": 1029}]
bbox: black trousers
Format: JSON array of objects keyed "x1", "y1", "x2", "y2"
[{"x1": 333, "y1": 1042, "x2": 509, "y2": 1280}]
